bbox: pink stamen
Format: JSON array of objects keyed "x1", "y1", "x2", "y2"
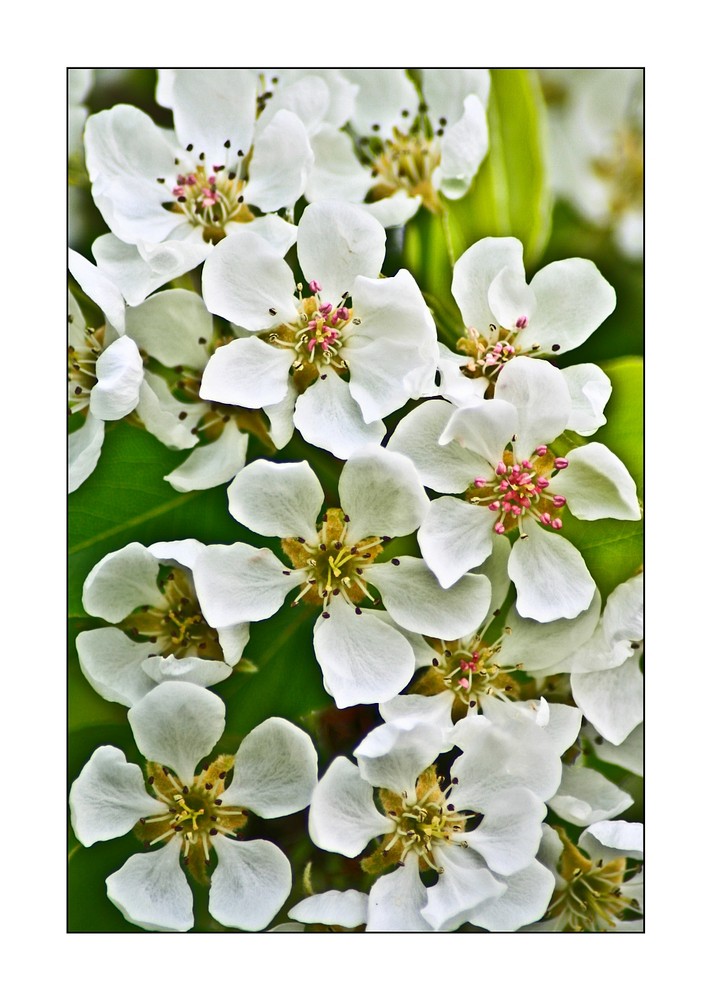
[
  {"x1": 515, "y1": 316, "x2": 529, "y2": 330},
  {"x1": 494, "y1": 522, "x2": 506, "y2": 535},
  {"x1": 172, "y1": 186, "x2": 185, "y2": 197},
  {"x1": 554, "y1": 458, "x2": 569, "y2": 470},
  {"x1": 336, "y1": 306, "x2": 350, "y2": 320},
  {"x1": 496, "y1": 461, "x2": 507, "y2": 476},
  {"x1": 537, "y1": 477, "x2": 550, "y2": 488},
  {"x1": 186, "y1": 174, "x2": 197, "y2": 186},
  {"x1": 474, "y1": 477, "x2": 488, "y2": 487},
  {"x1": 458, "y1": 678, "x2": 470, "y2": 688},
  {"x1": 551, "y1": 518, "x2": 563, "y2": 530},
  {"x1": 535, "y1": 445, "x2": 548, "y2": 456},
  {"x1": 553, "y1": 495, "x2": 566, "y2": 508},
  {"x1": 488, "y1": 502, "x2": 500, "y2": 511},
  {"x1": 201, "y1": 188, "x2": 219, "y2": 206},
  {"x1": 540, "y1": 512, "x2": 552, "y2": 525},
  {"x1": 309, "y1": 280, "x2": 322, "y2": 293}
]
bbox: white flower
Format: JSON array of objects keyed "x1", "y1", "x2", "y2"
[
  {"x1": 530, "y1": 821, "x2": 643, "y2": 931},
  {"x1": 434, "y1": 236, "x2": 615, "y2": 431},
  {"x1": 77, "y1": 541, "x2": 248, "y2": 707},
  {"x1": 84, "y1": 69, "x2": 311, "y2": 303},
  {"x1": 68, "y1": 251, "x2": 143, "y2": 492},
  {"x1": 69, "y1": 682, "x2": 318, "y2": 932},
  {"x1": 388, "y1": 357, "x2": 640, "y2": 621},
  {"x1": 193, "y1": 449, "x2": 491, "y2": 708},
  {"x1": 309, "y1": 708, "x2": 561, "y2": 932},
  {"x1": 123, "y1": 288, "x2": 250, "y2": 493},
  {"x1": 305, "y1": 69, "x2": 490, "y2": 225},
  {"x1": 200, "y1": 200, "x2": 438, "y2": 458}
]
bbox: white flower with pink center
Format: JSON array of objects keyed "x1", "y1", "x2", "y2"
[
  {"x1": 192, "y1": 448, "x2": 492, "y2": 708},
  {"x1": 84, "y1": 69, "x2": 313, "y2": 305},
  {"x1": 388, "y1": 357, "x2": 640, "y2": 622},
  {"x1": 433, "y1": 237, "x2": 616, "y2": 429},
  {"x1": 199, "y1": 201, "x2": 438, "y2": 459}
]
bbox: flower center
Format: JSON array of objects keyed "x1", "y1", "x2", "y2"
[
  {"x1": 265, "y1": 282, "x2": 355, "y2": 394},
  {"x1": 137, "y1": 754, "x2": 247, "y2": 882},
  {"x1": 362, "y1": 124, "x2": 442, "y2": 213},
  {"x1": 281, "y1": 508, "x2": 383, "y2": 615},
  {"x1": 466, "y1": 447, "x2": 569, "y2": 536},
  {"x1": 423, "y1": 635, "x2": 520, "y2": 711},
  {"x1": 121, "y1": 566, "x2": 223, "y2": 660},
  {"x1": 68, "y1": 325, "x2": 104, "y2": 413},
  {"x1": 455, "y1": 319, "x2": 545, "y2": 387},
  {"x1": 592, "y1": 126, "x2": 643, "y2": 218},
  {"x1": 545, "y1": 829, "x2": 642, "y2": 932},
  {"x1": 363, "y1": 767, "x2": 480, "y2": 876},
  {"x1": 160, "y1": 153, "x2": 255, "y2": 243}
]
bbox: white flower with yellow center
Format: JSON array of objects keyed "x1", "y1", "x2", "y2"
[
  {"x1": 199, "y1": 200, "x2": 438, "y2": 458},
  {"x1": 84, "y1": 69, "x2": 312, "y2": 304},
  {"x1": 305, "y1": 69, "x2": 489, "y2": 226},
  {"x1": 388, "y1": 357, "x2": 640, "y2": 622},
  {"x1": 193, "y1": 448, "x2": 491, "y2": 708},
  {"x1": 69, "y1": 682, "x2": 318, "y2": 932},
  {"x1": 309, "y1": 708, "x2": 561, "y2": 931},
  {"x1": 77, "y1": 541, "x2": 249, "y2": 707},
  {"x1": 68, "y1": 251, "x2": 143, "y2": 493}
]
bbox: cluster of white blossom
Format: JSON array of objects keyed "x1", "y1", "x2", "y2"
[{"x1": 69, "y1": 68, "x2": 643, "y2": 933}]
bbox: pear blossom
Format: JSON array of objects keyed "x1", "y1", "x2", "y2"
[
  {"x1": 69, "y1": 682, "x2": 318, "y2": 932},
  {"x1": 388, "y1": 357, "x2": 640, "y2": 621},
  {"x1": 305, "y1": 69, "x2": 490, "y2": 225},
  {"x1": 193, "y1": 448, "x2": 491, "y2": 708},
  {"x1": 529, "y1": 821, "x2": 643, "y2": 931},
  {"x1": 199, "y1": 200, "x2": 438, "y2": 458},
  {"x1": 309, "y1": 707, "x2": 562, "y2": 931},
  {"x1": 68, "y1": 251, "x2": 143, "y2": 492},
  {"x1": 77, "y1": 541, "x2": 249, "y2": 707},
  {"x1": 84, "y1": 69, "x2": 311, "y2": 304},
  {"x1": 434, "y1": 237, "x2": 616, "y2": 432}
]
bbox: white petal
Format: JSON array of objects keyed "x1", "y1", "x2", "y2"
[
  {"x1": 209, "y1": 836, "x2": 292, "y2": 931},
  {"x1": 552, "y1": 442, "x2": 641, "y2": 520},
  {"x1": 309, "y1": 756, "x2": 392, "y2": 857},
  {"x1": 508, "y1": 521, "x2": 596, "y2": 622},
  {"x1": 136, "y1": 373, "x2": 201, "y2": 450},
  {"x1": 525, "y1": 258, "x2": 616, "y2": 354},
  {"x1": 215, "y1": 621, "x2": 251, "y2": 667},
  {"x1": 487, "y1": 266, "x2": 537, "y2": 332},
  {"x1": 387, "y1": 399, "x2": 479, "y2": 493},
  {"x1": 355, "y1": 721, "x2": 445, "y2": 799},
  {"x1": 193, "y1": 542, "x2": 297, "y2": 628},
  {"x1": 343, "y1": 69, "x2": 419, "y2": 135},
  {"x1": 466, "y1": 786, "x2": 547, "y2": 875},
  {"x1": 421, "y1": 69, "x2": 490, "y2": 125},
  {"x1": 366, "y1": 557, "x2": 491, "y2": 640},
  {"x1": 221, "y1": 718, "x2": 318, "y2": 817},
  {"x1": 305, "y1": 126, "x2": 372, "y2": 204},
  {"x1": 227, "y1": 459, "x2": 323, "y2": 541},
  {"x1": 201, "y1": 229, "x2": 297, "y2": 330},
  {"x1": 200, "y1": 336, "x2": 292, "y2": 409},
  {"x1": 244, "y1": 214, "x2": 298, "y2": 256},
  {"x1": 69, "y1": 413, "x2": 105, "y2": 493},
  {"x1": 499, "y1": 589, "x2": 602, "y2": 672},
  {"x1": 338, "y1": 448, "x2": 428, "y2": 541},
  {"x1": 167, "y1": 69, "x2": 256, "y2": 167},
  {"x1": 313, "y1": 599, "x2": 415, "y2": 708},
  {"x1": 591, "y1": 723, "x2": 643, "y2": 776},
  {"x1": 418, "y1": 496, "x2": 496, "y2": 587},
  {"x1": 495, "y1": 357, "x2": 571, "y2": 459},
  {"x1": 106, "y1": 837, "x2": 193, "y2": 932},
  {"x1": 68, "y1": 248, "x2": 126, "y2": 335},
  {"x1": 437, "y1": 94, "x2": 489, "y2": 199},
  {"x1": 549, "y1": 765, "x2": 633, "y2": 825},
  {"x1": 140, "y1": 654, "x2": 232, "y2": 689},
  {"x1": 92, "y1": 232, "x2": 210, "y2": 307},
  {"x1": 146, "y1": 539, "x2": 205, "y2": 569},
  {"x1": 379, "y1": 692, "x2": 455, "y2": 735},
  {"x1": 579, "y1": 820, "x2": 643, "y2": 862},
  {"x1": 571, "y1": 656, "x2": 643, "y2": 745},
  {"x1": 422, "y1": 846, "x2": 504, "y2": 931},
  {"x1": 439, "y1": 399, "x2": 517, "y2": 468},
  {"x1": 165, "y1": 422, "x2": 249, "y2": 493},
  {"x1": 297, "y1": 201, "x2": 385, "y2": 305},
  {"x1": 452, "y1": 237, "x2": 525, "y2": 331},
  {"x1": 70, "y1": 745, "x2": 165, "y2": 846},
  {"x1": 366, "y1": 853, "x2": 431, "y2": 932},
  {"x1": 289, "y1": 890, "x2": 369, "y2": 928},
  {"x1": 76, "y1": 627, "x2": 156, "y2": 707},
  {"x1": 128, "y1": 682, "x2": 225, "y2": 784},
  {"x1": 246, "y1": 110, "x2": 313, "y2": 211},
  {"x1": 467, "y1": 859, "x2": 555, "y2": 932},
  {"x1": 293, "y1": 371, "x2": 385, "y2": 459},
  {"x1": 560, "y1": 364, "x2": 612, "y2": 436},
  {"x1": 82, "y1": 542, "x2": 162, "y2": 622},
  {"x1": 124, "y1": 289, "x2": 211, "y2": 370},
  {"x1": 362, "y1": 191, "x2": 422, "y2": 228},
  {"x1": 264, "y1": 381, "x2": 298, "y2": 449},
  {"x1": 90, "y1": 336, "x2": 143, "y2": 421}
]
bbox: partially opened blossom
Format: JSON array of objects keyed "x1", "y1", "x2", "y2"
[
  {"x1": 435, "y1": 237, "x2": 616, "y2": 431},
  {"x1": 530, "y1": 821, "x2": 643, "y2": 931},
  {"x1": 305, "y1": 69, "x2": 489, "y2": 225},
  {"x1": 193, "y1": 448, "x2": 491, "y2": 708},
  {"x1": 199, "y1": 200, "x2": 438, "y2": 457},
  {"x1": 77, "y1": 541, "x2": 248, "y2": 707},
  {"x1": 389, "y1": 357, "x2": 640, "y2": 621},
  {"x1": 84, "y1": 69, "x2": 312, "y2": 303},
  {"x1": 68, "y1": 251, "x2": 143, "y2": 492},
  {"x1": 70, "y1": 682, "x2": 318, "y2": 932},
  {"x1": 309, "y1": 707, "x2": 562, "y2": 931}
]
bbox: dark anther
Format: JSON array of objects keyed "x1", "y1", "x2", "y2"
[
  {"x1": 218, "y1": 771, "x2": 227, "y2": 779},
  {"x1": 436, "y1": 128, "x2": 444, "y2": 137},
  {"x1": 452, "y1": 777, "x2": 459, "y2": 784},
  {"x1": 320, "y1": 544, "x2": 327, "y2": 551},
  {"x1": 148, "y1": 776, "x2": 155, "y2": 784},
  {"x1": 355, "y1": 607, "x2": 362, "y2": 615},
  {"x1": 372, "y1": 123, "x2": 380, "y2": 132},
  {"x1": 322, "y1": 611, "x2": 330, "y2": 619},
  {"x1": 199, "y1": 151, "x2": 206, "y2": 161},
  {"x1": 198, "y1": 336, "x2": 207, "y2": 344},
  {"x1": 205, "y1": 782, "x2": 213, "y2": 790},
  {"x1": 391, "y1": 558, "x2": 400, "y2": 566},
  {"x1": 237, "y1": 195, "x2": 244, "y2": 203},
  {"x1": 177, "y1": 195, "x2": 187, "y2": 203},
  {"x1": 215, "y1": 799, "x2": 222, "y2": 805},
  {"x1": 157, "y1": 177, "x2": 165, "y2": 184},
  {"x1": 186, "y1": 144, "x2": 194, "y2": 151},
  {"x1": 178, "y1": 411, "x2": 187, "y2": 420},
  {"x1": 444, "y1": 650, "x2": 452, "y2": 657},
  {"x1": 297, "y1": 537, "x2": 305, "y2": 543},
  {"x1": 432, "y1": 658, "x2": 439, "y2": 666},
  {"x1": 447, "y1": 803, "x2": 455, "y2": 811},
  {"x1": 237, "y1": 149, "x2": 244, "y2": 157},
  {"x1": 74, "y1": 386, "x2": 83, "y2": 395},
  {"x1": 401, "y1": 109, "x2": 409, "y2": 117},
  {"x1": 228, "y1": 171, "x2": 237, "y2": 180},
  {"x1": 320, "y1": 374, "x2": 327, "y2": 380},
  {"x1": 282, "y1": 570, "x2": 291, "y2": 576},
  {"x1": 551, "y1": 344, "x2": 561, "y2": 352},
  {"x1": 210, "y1": 828, "x2": 218, "y2": 836},
  {"x1": 182, "y1": 786, "x2": 189, "y2": 794},
  {"x1": 418, "y1": 102, "x2": 428, "y2": 112},
  {"x1": 492, "y1": 608, "x2": 501, "y2": 616},
  {"x1": 631, "y1": 641, "x2": 640, "y2": 649},
  {"x1": 439, "y1": 117, "x2": 447, "y2": 126},
  {"x1": 333, "y1": 588, "x2": 340, "y2": 596},
  {"x1": 469, "y1": 700, "x2": 476, "y2": 708},
  {"x1": 224, "y1": 139, "x2": 231, "y2": 148},
  {"x1": 269, "y1": 307, "x2": 277, "y2": 316}
]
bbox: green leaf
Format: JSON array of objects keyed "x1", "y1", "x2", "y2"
[{"x1": 448, "y1": 69, "x2": 552, "y2": 268}]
